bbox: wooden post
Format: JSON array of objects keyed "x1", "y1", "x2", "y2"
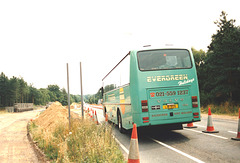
[
  {"x1": 67, "y1": 63, "x2": 71, "y2": 130},
  {"x1": 80, "y1": 62, "x2": 84, "y2": 119}
]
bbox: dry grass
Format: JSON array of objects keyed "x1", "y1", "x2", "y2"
[
  {"x1": 201, "y1": 102, "x2": 240, "y2": 116},
  {"x1": 0, "y1": 108, "x2": 7, "y2": 114},
  {"x1": 29, "y1": 102, "x2": 125, "y2": 162}
]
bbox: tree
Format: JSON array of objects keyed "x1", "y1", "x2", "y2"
[
  {"x1": 39, "y1": 88, "x2": 50, "y2": 105},
  {"x1": 8, "y1": 77, "x2": 20, "y2": 105},
  {"x1": 0, "y1": 72, "x2": 84, "y2": 107},
  {"x1": 47, "y1": 85, "x2": 61, "y2": 101},
  {"x1": 60, "y1": 88, "x2": 68, "y2": 106},
  {"x1": 206, "y1": 11, "x2": 240, "y2": 103},
  {"x1": 191, "y1": 47, "x2": 207, "y2": 72},
  {"x1": 18, "y1": 77, "x2": 28, "y2": 103},
  {"x1": 28, "y1": 85, "x2": 39, "y2": 104},
  {"x1": 192, "y1": 48, "x2": 210, "y2": 105},
  {"x1": 0, "y1": 72, "x2": 9, "y2": 106}
]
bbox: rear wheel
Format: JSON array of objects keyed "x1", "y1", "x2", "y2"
[
  {"x1": 103, "y1": 107, "x2": 106, "y2": 117},
  {"x1": 117, "y1": 111, "x2": 124, "y2": 133}
]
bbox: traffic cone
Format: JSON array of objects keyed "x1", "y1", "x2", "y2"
[
  {"x1": 231, "y1": 108, "x2": 240, "y2": 141},
  {"x1": 128, "y1": 123, "x2": 140, "y2": 163},
  {"x1": 202, "y1": 107, "x2": 219, "y2": 133},
  {"x1": 105, "y1": 114, "x2": 108, "y2": 125},
  {"x1": 184, "y1": 122, "x2": 197, "y2": 128},
  {"x1": 90, "y1": 109, "x2": 93, "y2": 118},
  {"x1": 92, "y1": 110, "x2": 94, "y2": 121},
  {"x1": 94, "y1": 110, "x2": 99, "y2": 125}
]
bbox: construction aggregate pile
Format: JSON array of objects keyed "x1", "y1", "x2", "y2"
[{"x1": 34, "y1": 101, "x2": 79, "y2": 132}]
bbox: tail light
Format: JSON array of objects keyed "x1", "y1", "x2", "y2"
[
  {"x1": 192, "y1": 96, "x2": 198, "y2": 108},
  {"x1": 143, "y1": 117, "x2": 149, "y2": 123},
  {"x1": 193, "y1": 112, "x2": 199, "y2": 118},
  {"x1": 141, "y1": 100, "x2": 148, "y2": 112}
]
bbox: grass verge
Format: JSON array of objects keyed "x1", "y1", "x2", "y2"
[
  {"x1": 0, "y1": 107, "x2": 6, "y2": 114},
  {"x1": 29, "y1": 118, "x2": 126, "y2": 162},
  {"x1": 201, "y1": 102, "x2": 240, "y2": 116}
]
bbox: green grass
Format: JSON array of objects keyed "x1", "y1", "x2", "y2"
[{"x1": 29, "y1": 119, "x2": 126, "y2": 162}]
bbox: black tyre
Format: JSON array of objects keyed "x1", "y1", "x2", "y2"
[
  {"x1": 103, "y1": 107, "x2": 106, "y2": 117},
  {"x1": 117, "y1": 111, "x2": 124, "y2": 133}
]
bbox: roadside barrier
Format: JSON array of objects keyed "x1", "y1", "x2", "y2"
[
  {"x1": 128, "y1": 123, "x2": 140, "y2": 163},
  {"x1": 202, "y1": 107, "x2": 219, "y2": 133},
  {"x1": 231, "y1": 108, "x2": 240, "y2": 141},
  {"x1": 184, "y1": 122, "x2": 197, "y2": 128}
]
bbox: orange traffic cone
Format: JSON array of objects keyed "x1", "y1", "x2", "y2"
[
  {"x1": 202, "y1": 107, "x2": 219, "y2": 133},
  {"x1": 184, "y1": 122, "x2": 197, "y2": 128},
  {"x1": 90, "y1": 109, "x2": 92, "y2": 118},
  {"x1": 231, "y1": 108, "x2": 240, "y2": 141},
  {"x1": 128, "y1": 123, "x2": 140, "y2": 163},
  {"x1": 105, "y1": 114, "x2": 108, "y2": 125},
  {"x1": 94, "y1": 110, "x2": 99, "y2": 125},
  {"x1": 91, "y1": 110, "x2": 94, "y2": 121}
]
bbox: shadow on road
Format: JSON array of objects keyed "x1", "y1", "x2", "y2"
[
  {"x1": 112, "y1": 123, "x2": 190, "y2": 145},
  {"x1": 138, "y1": 127, "x2": 190, "y2": 145}
]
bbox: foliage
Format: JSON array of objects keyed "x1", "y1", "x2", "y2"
[
  {"x1": 206, "y1": 11, "x2": 240, "y2": 103},
  {"x1": 29, "y1": 119, "x2": 125, "y2": 162},
  {"x1": 0, "y1": 73, "x2": 9, "y2": 106},
  {"x1": 0, "y1": 72, "x2": 81, "y2": 107},
  {"x1": 191, "y1": 11, "x2": 240, "y2": 107}
]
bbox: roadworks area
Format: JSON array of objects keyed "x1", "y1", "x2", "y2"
[{"x1": 28, "y1": 102, "x2": 125, "y2": 162}]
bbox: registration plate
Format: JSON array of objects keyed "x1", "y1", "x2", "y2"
[{"x1": 163, "y1": 104, "x2": 178, "y2": 109}]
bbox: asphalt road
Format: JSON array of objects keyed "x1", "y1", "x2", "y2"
[{"x1": 87, "y1": 105, "x2": 240, "y2": 163}]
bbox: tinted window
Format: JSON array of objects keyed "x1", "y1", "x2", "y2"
[{"x1": 137, "y1": 49, "x2": 192, "y2": 71}]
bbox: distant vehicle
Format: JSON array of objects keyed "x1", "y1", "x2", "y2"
[{"x1": 101, "y1": 45, "x2": 201, "y2": 132}]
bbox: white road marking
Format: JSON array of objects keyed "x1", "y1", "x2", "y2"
[
  {"x1": 184, "y1": 128, "x2": 228, "y2": 140},
  {"x1": 151, "y1": 138, "x2": 205, "y2": 163},
  {"x1": 114, "y1": 134, "x2": 205, "y2": 163},
  {"x1": 228, "y1": 131, "x2": 237, "y2": 134},
  {"x1": 194, "y1": 124, "x2": 205, "y2": 128},
  {"x1": 112, "y1": 135, "x2": 129, "y2": 154}
]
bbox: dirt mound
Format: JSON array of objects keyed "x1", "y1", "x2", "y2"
[{"x1": 34, "y1": 102, "x2": 79, "y2": 131}]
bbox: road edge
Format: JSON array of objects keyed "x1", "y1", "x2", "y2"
[{"x1": 27, "y1": 122, "x2": 49, "y2": 163}]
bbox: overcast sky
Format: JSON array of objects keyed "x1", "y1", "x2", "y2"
[{"x1": 0, "y1": 0, "x2": 239, "y2": 95}]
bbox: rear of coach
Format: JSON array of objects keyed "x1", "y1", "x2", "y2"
[{"x1": 129, "y1": 47, "x2": 201, "y2": 129}]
